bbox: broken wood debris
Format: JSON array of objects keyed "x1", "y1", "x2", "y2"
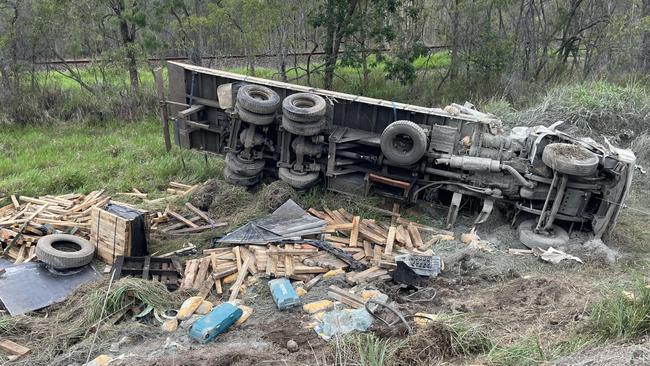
[{"x1": 0, "y1": 191, "x2": 110, "y2": 263}]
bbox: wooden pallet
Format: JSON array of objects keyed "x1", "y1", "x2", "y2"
[{"x1": 112, "y1": 256, "x2": 183, "y2": 290}]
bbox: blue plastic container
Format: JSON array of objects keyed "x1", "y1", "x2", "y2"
[
  {"x1": 268, "y1": 278, "x2": 301, "y2": 310},
  {"x1": 188, "y1": 302, "x2": 243, "y2": 343}
]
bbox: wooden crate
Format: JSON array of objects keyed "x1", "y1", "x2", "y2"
[{"x1": 90, "y1": 205, "x2": 149, "y2": 264}]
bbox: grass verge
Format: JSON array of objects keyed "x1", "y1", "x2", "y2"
[{"x1": 0, "y1": 118, "x2": 222, "y2": 197}]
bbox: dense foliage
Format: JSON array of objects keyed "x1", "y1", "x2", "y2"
[{"x1": 0, "y1": 0, "x2": 649, "y2": 123}]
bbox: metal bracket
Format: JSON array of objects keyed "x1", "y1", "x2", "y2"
[{"x1": 474, "y1": 199, "x2": 494, "y2": 225}]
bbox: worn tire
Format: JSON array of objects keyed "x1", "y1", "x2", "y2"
[
  {"x1": 36, "y1": 234, "x2": 95, "y2": 269},
  {"x1": 542, "y1": 143, "x2": 598, "y2": 177},
  {"x1": 518, "y1": 219, "x2": 569, "y2": 250},
  {"x1": 380, "y1": 120, "x2": 427, "y2": 166},
  {"x1": 237, "y1": 106, "x2": 275, "y2": 126},
  {"x1": 278, "y1": 167, "x2": 320, "y2": 189},
  {"x1": 282, "y1": 115, "x2": 326, "y2": 136},
  {"x1": 226, "y1": 151, "x2": 265, "y2": 177},
  {"x1": 282, "y1": 93, "x2": 326, "y2": 122},
  {"x1": 237, "y1": 84, "x2": 281, "y2": 115},
  {"x1": 223, "y1": 166, "x2": 261, "y2": 186}
]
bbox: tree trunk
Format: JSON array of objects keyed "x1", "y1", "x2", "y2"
[
  {"x1": 115, "y1": 0, "x2": 139, "y2": 91},
  {"x1": 641, "y1": 0, "x2": 650, "y2": 71},
  {"x1": 322, "y1": 0, "x2": 337, "y2": 89},
  {"x1": 190, "y1": 0, "x2": 205, "y2": 66},
  {"x1": 448, "y1": 0, "x2": 460, "y2": 80}
]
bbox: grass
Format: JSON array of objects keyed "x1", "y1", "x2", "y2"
[
  {"x1": 487, "y1": 81, "x2": 650, "y2": 136},
  {"x1": 0, "y1": 118, "x2": 222, "y2": 197},
  {"x1": 590, "y1": 280, "x2": 650, "y2": 341},
  {"x1": 330, "y1": 333, "x2": 402, "y2": 366}
]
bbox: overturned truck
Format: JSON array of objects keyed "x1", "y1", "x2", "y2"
[{"x1": 165, "y1": 61, "x2": 635, "y2": 248}]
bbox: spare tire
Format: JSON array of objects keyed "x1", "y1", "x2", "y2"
[
  {"x1": 236, "y1": 106, "x2": 275, "y2": 126},
  {"x1": 237, "y1": 84, "x2": 281, "y2": 115},
  {"x1": 282, "y1": 93, "x2": 326, "y2": 122},
  {"x1": 278, "y1": 167, "x2": 320, "y2": 189},
  {"x1": 518, "y1": 219, "x2": 569, "y2": 250},
  {"x1": 282, "y1": 116, "x2": 326, "y2": 136},
  {"x1": 226, "y1": 151, "x2": 265, "y2": 177},
  {"x1": 36, "y1": 234, "x2": 95, "y2": 269},
  {"x1": 223, "y1": 166, "x2": 261, "y2": 186},
  {"x1": 542, "y1": 143, "x2": 598, "y2": 176},
  {"x1": 380, "y1": 120, "x2": 427, "y2": 166}
]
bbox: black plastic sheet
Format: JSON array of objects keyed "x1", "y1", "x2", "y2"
[{"x1": 0, "y1": 262, "x2": 101, "y2": 315}]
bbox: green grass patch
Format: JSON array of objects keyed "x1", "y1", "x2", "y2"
[
  {"x1": 590, "y1": 280, "x2": 650, "y2": 341},
  {"x1": 0, "y1": 118, "x2": 222, "y2": 197}
]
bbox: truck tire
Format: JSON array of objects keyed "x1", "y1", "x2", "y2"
[
  {"x1": 282, "y1": 116, "x2": 326, "y2": 136},
  {"x1": 542, "y1": 143, "x2": 598, "y2": 176},
  {"x1": 226, "y1": 151, "x2": 265, "y2": 177},
  {"x1": 518, "y1": 219, "x2": 569, "y2": 250},
  {"x1": 237, "y1": 84, "x2": 281, "y2": 115},
  {"x1": 278, "y1": 167, "x2": 320, "y2": 189},
  {"x1": 282, "y1": 93, "x2": 326, "y2": 123},
  {"x1": 236, "y1": 106, "x2": 275, "y2": 126},
  {"x1": 36, "y1": 234, "x2": 95, "y2": 269},
  {"x1": 223, "y1": 166, "x2": 261, "y2": 186},
  {"x1": 380, "y1": 120, "x2": 427, "y2": 166}
]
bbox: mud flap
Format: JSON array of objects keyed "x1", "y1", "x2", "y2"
[{"x1": 446, "y1": 192, "x2": 463, "y2": 228}]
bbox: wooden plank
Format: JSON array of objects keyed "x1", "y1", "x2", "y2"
[
  {"x1": 373, "y1": 244, "x2": 383, "y2": 265},
  {"x1": 324, "y1": 223, "x2": 354, "y2": 232},
  {"x1": 228, "y1": 255, "x2": 252, "y2": 301},
  {"x1": 307, "y1": 208, "x2": 329, "y2": 221},
  {"x1": 285, "y1": 255, "x2": 294, "y2": 276},
  {"x1": 166, "y1": 208, "x2": 199, "y2": 228},
  {"x1": 349, "y1": 216, "x2": 360, "y2": 247},
  {"x1": 170, "y1": 181, "x2": 193, "y2": 190},
  {"x1": 294, "y1": 265, "x2": 328, "y2": 274},
  {"x1": 185, "y1": 202, "x2": 215, "y2": 224},
  {"x1": 363, "y1": 241, "x2": 373, "y2": 258},
  {"x1": 385, "y1": 226, "x2": 396, "y2": 254},
  {"x1": 181, "y1": 259, "x2": 199, "y2": 289},
  {"x1": 233, "y1": 247, "x2": 242, "y2": 273},
  {"x1": 10, "y1": 195, "x2": 20, "y2": 210},
  {"x1": 407, "y1": 224, "x2": 424, "y2": 248},
  {"x1": 193, "y1": 257, "x2": 211, "y2": 290},
  {"x1": 167, "y1": 222, "x2": 227, "y2": 234},
  {"x1": 0, "y1": 339, "x2": 30, "y2": 359}
]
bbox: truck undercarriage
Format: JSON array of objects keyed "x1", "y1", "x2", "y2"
[{"x1": 165, "y1": 61, "x2": 636, "y2": 248}]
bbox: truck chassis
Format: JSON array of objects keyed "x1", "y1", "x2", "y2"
[{"x1": 165, "y1": 61, "x2": 635, "y2": 248}]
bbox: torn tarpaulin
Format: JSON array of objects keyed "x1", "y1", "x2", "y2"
[
  {"x1": 0, "y1": 261, "x2": 101, "y2": 315},
  {"x1": 219, "y1": 199, "x2": 326, "y2": 245}
]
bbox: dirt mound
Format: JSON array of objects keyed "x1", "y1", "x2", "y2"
[
  {"x1": 261, "y1": 180, "x2": 299, "y2": 211},
  {"x1": 190, "y1": 179, "x2": 221, "y2": 210}
]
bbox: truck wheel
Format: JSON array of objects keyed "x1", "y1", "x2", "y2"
[
  {"x1": 542, "y1": 143, "x2": 598, "y2": 176},
  {"x1": 282, "y1": 116, "x2": 326, "y2": 136},
  {"x1": 282, "y1": 93, "x2": 326, "y2": 123},
  {"x1": 223, "y1": 167, "x2": 261, "y2": 186},
  {"x1": 278, "y1": 167, "x2": 320, "y2": 189},
  {"x1": 236, "y1": 106, "x2": 275, "y2": 126},
  {"x1": 380, "y1": 120, "x2": 427, "y2": 166},
  {"x1": 518, "y1": 219, "x2": 569, "y2": 250},
  {"x1": 237, "y1": 84, "x2": 280, "y2": 115},
  {"x1": 226, "y1": 151, "x2": 265, "y2": 177},
  {"x1": 36, "y1": 234, "x2": 95, "y2": 269}
]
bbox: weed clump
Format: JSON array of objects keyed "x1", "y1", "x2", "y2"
[{"x1": 394, "y1": 315, "x2": 492, "y2": 365}]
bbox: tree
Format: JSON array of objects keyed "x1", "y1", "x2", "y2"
[{"x1": 310, "y1": 0, "x2": 360, "y2": 89}]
